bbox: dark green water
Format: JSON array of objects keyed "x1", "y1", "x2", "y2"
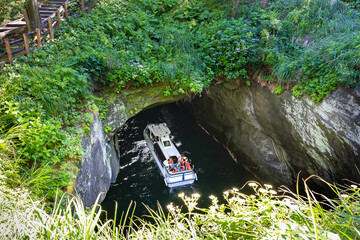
[{"x1": 101, "y1": 103, "x2": 255, "y2": 219}]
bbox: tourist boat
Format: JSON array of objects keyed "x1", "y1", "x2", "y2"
[{"x1": 143, "y1": 123, "x2": 198, "y2": 187}]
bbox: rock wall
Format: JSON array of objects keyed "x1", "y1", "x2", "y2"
[
  {"x1": 74, "y1": 112, "x2": 119, "y2": 207},
  {"x1": 182, "y1": 81, "x2": 360, "y2": 188},
  {"x1": 74, "y1": 84, "x2": 186, "y2": 207}
]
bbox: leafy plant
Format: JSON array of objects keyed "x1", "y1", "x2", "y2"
[
  {"x1": 104, "y1": 126, "x2": 112, "y2": 134},
  {"x1": 198, "y1": 18, "x2": 259, "y2": 80}
]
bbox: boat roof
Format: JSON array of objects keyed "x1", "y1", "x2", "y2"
[{"x1": 147, "y1": 123, "x2": 171, "y2": 137}]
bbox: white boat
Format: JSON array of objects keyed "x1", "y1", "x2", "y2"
[{"x1": 143, "y1": 123, "x2": 198, "y2": 187}]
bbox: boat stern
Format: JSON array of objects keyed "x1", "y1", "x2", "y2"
[{"x1": 165, "y1": 171, "x2": 197, "y2": 187}]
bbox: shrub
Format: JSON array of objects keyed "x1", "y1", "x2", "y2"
[{"x1": 198, "y1": 18, "x2": 259, "y2": 80}]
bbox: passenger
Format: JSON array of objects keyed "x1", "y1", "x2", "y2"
[
  {"x1": 187, "y1": 166, "x2": 192, "y2": 170},
  {"x1": 181, "y1": 166, "x2": 185, "y2": 171},
  {"x1": 168, "y1": 158, "x2": 173, "y2": 164},
  {"x1": 172, "y1": 170, "x2": 177, "y2": 173},
  {"x1": 186, "y1": 162, "x2": 190, "y2": 168}
]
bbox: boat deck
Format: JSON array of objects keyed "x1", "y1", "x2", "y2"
[{"x1": 144, "y1": 123, "x2": 197, "y2": 187}]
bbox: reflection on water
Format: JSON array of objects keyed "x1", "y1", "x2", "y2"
[{"x1": 101, "y1": 103, "x2": 254, "y2": 219}]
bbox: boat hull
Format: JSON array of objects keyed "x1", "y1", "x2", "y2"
[{"x1": 144, "y1": 127, "x2": 197, "y2": 187}]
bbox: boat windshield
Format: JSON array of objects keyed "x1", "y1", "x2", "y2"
[{"x1": 163, "y1": 140, "x2": 171, "y2": 147}]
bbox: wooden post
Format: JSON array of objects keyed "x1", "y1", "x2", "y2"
[
  {"x1": 23, "y1": 10, "x2": 31, "y2": 33},
  {"x1": 23, "y1": 33, "x2": 30, "y2": 55},
  {"x1": 63, "y1": 2, "x2": 68, "y2": 19},
  {"x1": 35, "y1": 28, "x2": 42, "y2": 47},
  {"x1": 4, "y1": 39, "x2": 13, "y2": 63},
  {"x1": 47, "y1": 18, "x2": 54, "y2": 40},
  {"x1": 81, "y1": 0, "x2": 85, "y2": 13},
  {"x1": 56, "y1": 10, "x2": 61, "y2": 29}
]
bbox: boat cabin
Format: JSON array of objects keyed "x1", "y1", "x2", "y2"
[{"x1": 145, "y1": 123, "x2": 173, "y2": 149}]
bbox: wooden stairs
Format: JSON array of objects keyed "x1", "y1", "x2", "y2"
[
  {"x1": 39, "y1": 0, "x2": 67, "y2": 23},
  {"x1": 0, "y1": 19, "x2": 27, "y2": 41},
  {"x1": 0, "y1": 0, "x2": 68, "y2": 41}
]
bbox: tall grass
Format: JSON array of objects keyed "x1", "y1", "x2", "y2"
[
  {"x1": 1, "y1": 176, "x2": 359, "y2": 239},
  {"x1": 0, "y1": 123, "x2": 26, "y2": 188}
]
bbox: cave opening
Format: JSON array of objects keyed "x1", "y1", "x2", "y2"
[{"x1": 100, "y1": 102, "x2": 258, "y2": 219}]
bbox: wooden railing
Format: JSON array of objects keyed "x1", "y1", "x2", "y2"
[{"x1": 0, "y1": 0, "x2": 97, "y2": 64}]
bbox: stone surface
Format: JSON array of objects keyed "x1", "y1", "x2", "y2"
[
  {"x1": 182, "y1": 81, "x2": 360, "y2": 188},
  {"x1": 74, "y1": 84, "x2": 186, "y2": 207},
  {"x1": 74, "y1": 112, "x2": 117, "y2": 207}
]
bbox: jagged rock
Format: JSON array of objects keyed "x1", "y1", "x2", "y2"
[
  {"x1": 182, "y1": 81, "x2": 360, "y2": 188},
  {"x1": 74, "y1": 112, "x2": 118, "y2": 207}
]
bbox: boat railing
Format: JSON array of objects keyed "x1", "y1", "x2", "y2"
[{"x1": 168, "y1": 164, "x2": 195, "y2": 175}]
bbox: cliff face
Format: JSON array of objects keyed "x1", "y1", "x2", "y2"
[
  {"x1": 74, "y1": 85, "x2": 186, "y2": 207},
  {"x1": 182, "y1": 81, "x2": 360, "y2": 187},
  {"x1": 74, "y1": 112, "x2": 119, "y2": 207}
]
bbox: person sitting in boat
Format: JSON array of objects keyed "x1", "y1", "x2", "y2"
[{"x1": 180, "y1": 156, "x2": 185, "y2": 165}]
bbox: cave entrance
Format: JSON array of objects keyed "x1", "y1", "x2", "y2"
[{"x1": 101, "y1": 102, "x2": 255, "y2": 219}]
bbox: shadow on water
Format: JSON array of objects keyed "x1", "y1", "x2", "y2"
[{"x1": 101, "y1": 102, "x2": 255, "y2": 220}]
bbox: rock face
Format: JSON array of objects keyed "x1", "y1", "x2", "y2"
[
  {"x1": 182, "y1": 81, "x2": 360, "y2": 188},
  {"x1": 74, "y1": 84, "x2": 186, "y2": 207},
  {"x1": 74, "y1": 113, "x2": 119, "y2": 207}
]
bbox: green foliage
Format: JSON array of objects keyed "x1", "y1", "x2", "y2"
[
  {"x1": 274, "y1": 85, "x2": 284, "y2": 94},
  {"x1": 104, "y1": 126, "x2": 112, "y2": 134},
  {"x1": 0, "y1": 184, "x2": 114, "y2": 239},
  {"x1": 43, "y1": 0, "x2": 214, "y2": 95},
  {"x1": 242, "y1": 0, "x2": 360, "y2": 101},
  {"x1": 109, "y1": 60, "x2": 151, "y2": 92},
  {"x1": 1, "y1": 64, "x2": 89, "y2": 116},
  {"x1": 198, "y1": 19, "x2": 259, "y2": 80},
  {"x1": 343, "y1": 0, "x2": 360, "y2": 8},
  {"x1": 0, "y1": 53, "x2": 89, "y2": 200},
  {"x1": 0, "y1": 99, "x2": 83, "y2": 200},
  {"x1": 0, "y1": 0, "x2": 23, "y2": 24},
  {"x1": 1, "y1": 179, "x2": 360, "y2": 239}
]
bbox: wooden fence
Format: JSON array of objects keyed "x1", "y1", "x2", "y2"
[{"x1": 0, "y1": 0, "x2": 97, "y2": 64}]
